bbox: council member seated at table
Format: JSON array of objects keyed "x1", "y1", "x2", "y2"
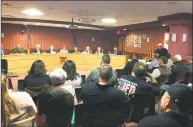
[
  {"x1": 95, "y1": 47, "x2": 103, "y2": 54},
  {"x1": 82, "y1": 46, "x2": 92, "y2": 54},
  {"x1": 46, "y1": 45, "x2": 57, "y2": 54},
  {"x1": 86, "y1": 54, "x2": 117, "y2": 86},
  {"x1": 30, "y1": 44, "x2": 43, "y2": 54},
  {"x1": 73, "y1": 46, "x2": 80, "y2": 54},
  {"x1": 60, "y1": 45, "x2": 68, "y2": 54},
  {"x1": 1, "y1": 43, "x2": 6, "y2": 55},
  {"x1": 12, "y1": 44, "x2": 26, "y2": 54},
  {"x1": 111, "y1": 47, "x2": 122, "y2": 55}
]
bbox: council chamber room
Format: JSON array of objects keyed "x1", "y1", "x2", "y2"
[{"x1": 1, "y1": 1, "x2": 192, "y2": 127}]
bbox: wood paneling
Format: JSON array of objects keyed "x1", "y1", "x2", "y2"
[{"x1": 1, "y1": 23, "x2": 117, "y2": 53}]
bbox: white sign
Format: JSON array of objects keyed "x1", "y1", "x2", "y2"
[
  {"x1": 182, "y1": 33, "x2": 187, "y2": 42},
  {"x1": 172, "y1": 33, "x2": 176, "y2": 42}
]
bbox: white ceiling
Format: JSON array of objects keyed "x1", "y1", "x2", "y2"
[{"x1": 2, "y1": 1, "x2": 192, "y2": 27}]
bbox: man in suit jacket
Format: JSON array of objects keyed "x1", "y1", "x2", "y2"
[
  {"x1": 168, "y1": 54, "x2": 189, "y2": 84},
  {"x1": 111, "y1": 47, "x2": 122, "y2": 55},
  {"x1": 46, "y1": 45, "x2": 57, "y2": 54},
  {"x1": 30, "y1": 44, "x2": 43, "y2": 54},
  {"x1": 83, "y1": 46, "x2": 92, "y2": 54},
  {"x1": 12, "y1": 44, "x2": 26, "y2": 54}
]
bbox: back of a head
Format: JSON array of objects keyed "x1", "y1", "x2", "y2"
[
  {"x1": 38, "y1": 86, "x2": 74, "y2": 127},
  {"x1": 132, "y1": 54, "x2": 138, "y2": 60},
  {"x1": 132, "y1": 62, "x2": 147, "y2": 78},
  {"x1": 174, "y1": 54, "x2": 182, "y2": 62},
  {"x1": 99, "y1": 64, "x2": 113, "y2": 81},
  {"x1": 160, "y1": 56, "x2": 168, "y2": 64},
  {"x1": 62, "y1": 60, "x2": 77, "y2": 80},
  {"x1": 28, "y1": 60, "x2": 46, "y2": 76},
  {"x1": 49, "y1": 68, "x2": 67, "y2": 86},
  {"x1": 102, "y1": 54, "x2": 110, "y2": 64},
  {"x1": 154, "y1": 53, "x2": 159, "y2": 58}
]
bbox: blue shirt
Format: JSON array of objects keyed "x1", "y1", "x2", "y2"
[{"x1": 148, "y1": 58, "x2": 159, "y2": 69}]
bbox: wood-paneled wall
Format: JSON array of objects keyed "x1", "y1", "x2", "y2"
[{"x1": 1, "y1": 23, "x2": 117, "y2": 53}]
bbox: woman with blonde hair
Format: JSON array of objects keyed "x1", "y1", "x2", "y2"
[{"x1": 1, "y1": 73, "x2": 37, "y2": 126}]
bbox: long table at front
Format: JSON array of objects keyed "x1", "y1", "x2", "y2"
[{"x1": 2, "y1": 54, "x2": 128, "y2": 75}]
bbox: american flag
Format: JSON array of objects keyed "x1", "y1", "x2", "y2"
[{"x1": 27, "y1": 28, "x2": 31, "y2": 50}]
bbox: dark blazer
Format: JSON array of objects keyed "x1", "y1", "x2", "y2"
[
  {"x1": 23, "y1": 74, "x2": 52, "y2": 88},
  {"x1": 168, "y1": 61, "x2": 189, "y2": 84},
  {"x1": 111, "y1": 50, "x2": 122, "y2": 55},
  {"x1": 30, "y1": 48, "x2": 43, "y2": 54},
  {"x1": 123, "y1": 59, "x2": 139, "y2": 75},
  {"x1": 12, "y1": 48, "x2": 26, "y2": 54},
  {"x1": 46, "y1": 49, "x2": 57, "y2": 53},
  {"x1": 155, "y1": 48, "x2": 168, "y2": 57}
]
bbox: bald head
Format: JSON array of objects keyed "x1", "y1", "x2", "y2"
[
  {"x1": 99, "y1": 64, "x2": 113, "y2": 82},
  {"x1": 174, "y1": 54, "x2": 182, "y2": 62}
]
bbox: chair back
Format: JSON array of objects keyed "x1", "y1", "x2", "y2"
[
  {"x1": 127, "y1": 93, "x2": 155, "y2": 123},
  {"x1": 156, "y1": 74, "x2": 170, "y2": 85},
  {"x1": 1, "y1": 59, "x2": 8, "y2": 74},
  {"x1": 116, "y1": 69, "x2": 124, "y2": 78},
  {"x1": 18, "y1": 80, "x2": 25, "y2": 91},
  {"x1": 75, "y1": 88, "x2": 82, "y2": 102},
  {"x1": 8, "y1": 78, "x2": 14, "y2": 90},
  {"x1": 9, "y1": 116, "x2": 35, "y2": 127},
  {"x1": 81, "y1": 75, "x2": 86, "y2": 86}
]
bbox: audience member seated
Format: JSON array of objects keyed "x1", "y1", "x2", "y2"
[
  {"x1": 49, "y1": 68, "x2": 77, "y2": 105},
  {"x1": 62, "y1": 60, "x2": 82, "y2": 88},
  {"x1": 118, "y1": 62, "x2": 159, "y2": 96},
  {"x1": 35, "y1": 86, "x2": 74, "y2": 127},
  {"x1": 148, "y1": 53, "x2": 159, "y2": 70},
  {"x1": 1, "y1": 43, "x2": 6, "y2": 55},
  {"x1": 81, "y1": 64, "x2": 129, "y2": 106},
  {"x1": 95, "y1": 47, "x2": 103, "y2": 54},
  {"x1": 137, "y1": 83, "x2": 192, "y2": 127},
  {"x1": 12, "y1": 44, "x2": 26, "y2": 54},
  {"x1": 151, "y1": 56, "x2": 171, "y2": 79},
  {"x1": 154, "y1": 43, "x2": 168, "y2": 58},
  {"x1": 86, "y1": 54, "x2": 117, "y2": 86},
  {"x1": 167, "y1": 53, "x2": 173, "y2": 69},
  {"x1": 46, "y1": 45, "x2": 57, "y2": 54},
  {"x1": 60, "y1": 45, "x2": 68, "y2": 53},
  {"x1": 111, "y1": 47, "x2": 122, "y2": 55},
  {"x1": 1, "y1": 73, "x2": 37, "y2": 126},
  {"x1": 23, "y1": 60, "x2": 51, "y2": 100},
  {"x1": 123, "y1": 54, "x2": 139, "y2": 75},
  {"x1": 168, "y1": 54, "x2": 189, "y2": 84},
  {"x1": 30, "y1": 44, "x2": 43, "y2": 54}
]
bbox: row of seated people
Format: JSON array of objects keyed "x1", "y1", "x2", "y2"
[
  {"x1": 1, "y1": 43, "x2": 122, "y2": 55},
  {"x1": 2, "y1": 54, "x2": 192, "y2": 127}
]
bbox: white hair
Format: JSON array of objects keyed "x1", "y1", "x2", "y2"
[
  {"x1": 49, "y1": 68, "x2": 67, "y2": 86},
  {"x1": 174, "y1": 54, "x2": 182, "y2": 61}
]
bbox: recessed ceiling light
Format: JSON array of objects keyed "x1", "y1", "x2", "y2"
[
  {"x1": 57, "y1": 25, "x2": 60, "y2": 27},
  {"x1": 36, "y1": 23, "x2": 40, "y2": 25},
  {"x1": 162, "y1": 24, "x2": 166, "y2": 26},
  {"x1": 21, "y1": 8, "x2": 44, "y2": 16},
  {"x1": 123, "y1": 29, "x2": 127, "y2": 30},
  {"x1": 101, "y1": 18, "x2": 116, "y2": 23}
]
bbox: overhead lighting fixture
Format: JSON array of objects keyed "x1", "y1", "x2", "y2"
[
  {"x1": 21, "y1": 8, "x2": 44, "y2": 16},
  {"x1": 101, "y1": 18, "x2": 116, "y2": 23},
  {"x1": 123, "y1": 29, "x2": 127, "y2": 30},
  {"x1": 162, "y1": 24, "x2": 166, "y2": 26},
  {"x1": 36, "y1": 23, "x2": 40, "y2": 25}
]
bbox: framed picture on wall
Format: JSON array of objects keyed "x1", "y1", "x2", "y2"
[
  {"x1": 134, "y1": 35, "x2": 137, "y2": 39},
  {"x1": 134, "y1": 39, "x2": 137, "y2": 43},
  {"x1": 134, "y1": 44, "x2": 137, "y2": 47},
  {"x1": 138, "y1": 44, "x2": 141, "y2": 48},
  {"x1": 172, "y1": 33, "x2": 176, "y2": 42},
  {"x1": 138, "y1": 34, "x2": 142, "y2": 39},
  {"x1": 138, "y1": 39, "x2": 141, "y2": 43},
  {"x1": 129, "y1": 44, "x2": 132, "y2": 47},
  {"x1": 143, "y1": 34, "x2": 146, "y2": 39},
  {"x1": 129, "y1": 36, "x2": 133, "y2": 39}
]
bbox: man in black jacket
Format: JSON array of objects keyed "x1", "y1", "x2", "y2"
[
  {"x1": 123, "y1": 54, "x2": 139, "y2": 75},
  {"x1": 30, "y1": 44, "x2": 43, "y2": 54},
  {"x1": 168, "y1": 54, "x2": 189, "y2": 84},
  {"x1": 155, "y1": 43, "x2": 168, "y2": 58}
]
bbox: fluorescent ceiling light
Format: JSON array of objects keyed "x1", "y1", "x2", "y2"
[
  {"x1": 101, "y1": 18, "x2": 116, "y2": 23},
  {"x1": 21, "y1": 8, "x2": 44, "y2": 16},
  {"x1": 123, "y1": 29, "x2": 127, "y2": 30},
  {"x1": 162, "y1": 24, "x2": 166, "y2": 26}
]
